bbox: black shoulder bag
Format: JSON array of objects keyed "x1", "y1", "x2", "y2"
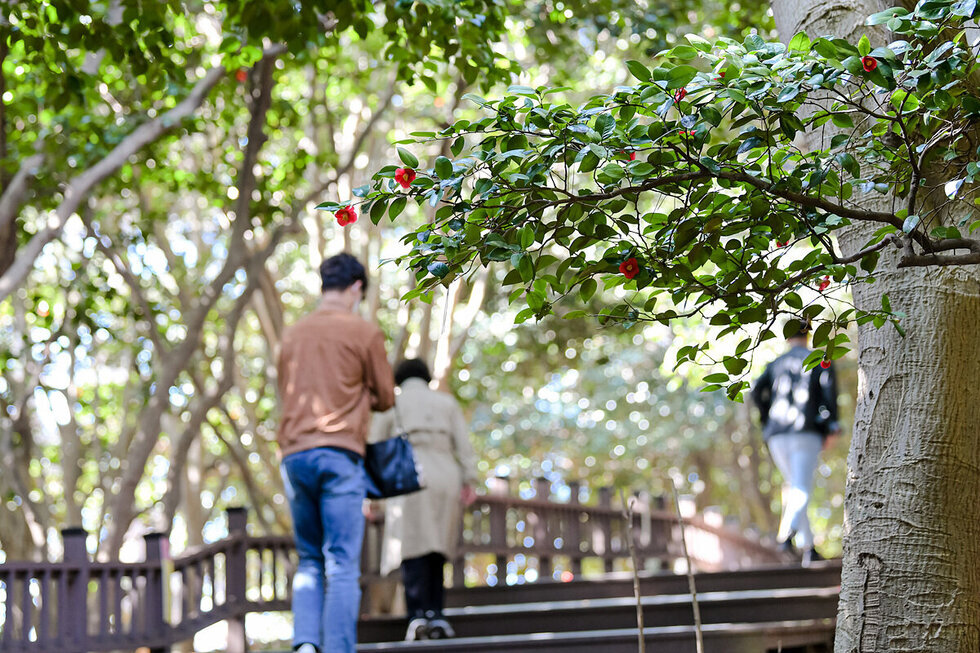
[{"x1": 365, "y1": 405, "x2": 424, "y2": 499}]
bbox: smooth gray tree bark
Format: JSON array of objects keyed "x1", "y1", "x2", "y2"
[{"x1": 771, "y1": 0, "x2": 980, "y2": 649}]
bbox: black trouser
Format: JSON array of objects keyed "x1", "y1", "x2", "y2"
[{"x1": 401, "y1": 552, "x2": 447, "y2": 619}]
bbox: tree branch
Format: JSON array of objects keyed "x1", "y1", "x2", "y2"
[
  {"x1": 90, "y1": 223, "x2": 167, "y2": 355},
  {"x1": 0, "y1": 65, "x2": 228, "y2": 303},
  {"x1": 0, "y1": 153, "x2": 45, "y2": 233},
  {"x1": 898, "y1": 251, "x2": 980, "y2": 267}
]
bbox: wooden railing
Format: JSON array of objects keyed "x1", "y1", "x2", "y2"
[{"x1": 0, "y1": 481, "x2": 782, "y2": 652}]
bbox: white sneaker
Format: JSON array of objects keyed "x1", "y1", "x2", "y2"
[
  {"x1": 405, "y1": 617, "x2": 429, "y2": 641},
  {"x1": 426, "y1": 618, "x2": 456, "y2": 639},
  {"x1": 295, "y1": 644, "x2": 317, "y2": 653}
]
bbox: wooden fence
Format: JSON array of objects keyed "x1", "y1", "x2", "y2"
[{"x1": 0, "y1": 481, "x2": 781, "y2": 652}]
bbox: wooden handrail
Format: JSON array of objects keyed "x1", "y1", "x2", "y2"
[{"x1": 0, "y1": 484, "x2": 783, "y2": 652}]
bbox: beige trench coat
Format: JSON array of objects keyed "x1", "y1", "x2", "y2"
[{"x1": 369, "y1": 378, "x2": 477, "y2": 576}]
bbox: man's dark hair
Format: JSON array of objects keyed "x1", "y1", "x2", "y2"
[
  {"x1": 394, "y1": 359, "x2": 432, "y2": 386},
  {"x1": 319, "y1": 253, "x2": 367, "y2": 294}
]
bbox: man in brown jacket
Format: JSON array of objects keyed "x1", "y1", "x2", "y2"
[{"x1": 277, "y1": 253, "x2": 395, "y2": 653}]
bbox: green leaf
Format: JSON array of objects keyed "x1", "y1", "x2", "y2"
[
  {"x1": 628, "y1": 161, "x2": 655, "y2": 177},
  {"x1": 842, "y1": 56, "x2": 863, "y2": 74},
  {"x1": 520, "y1": 225, "x2": 535, "y2": 249},
  {"x1": 671, "y1": 45, "x2": 699, "y2": 60},
  {"x1": 625, "y1": 60, "x2": 652, "y2": 82},
  {"x1": 890, "y1": 88, "x2": 920, "y2": 112},
  {"x1": 507, "y1": 84, "x2": 537, "y2": 96},
  {"x1": 837, "y1": 153, "x2": 861, "y2": 178},
  {"x1": 397, "y1": 147, "x2": 419, "y2": 168},
  {"x1": 777, "y1": 84, "x2": 800, "y2": 103},
  {"x1": 858, "y1": 34, "x2": 871, "y2": 57},
  {"x1": 370, "y1": 199, "x2": 388, "y2": 224},
  {"x1": 788, "y1": 32, "x2": 811, "y2": 52},
  {"x1": 945, "y1": 179, "x2": 965, "y2": 199},
  {"x1": 685, "y1": 34, "x2": 713, "y2": 52},
  {"x1": 667, "y1": 66, "x2": 698, "y2": 89},
  {"x1": 518, "y1": 255, "x2": 534, "y2": 281},
  {"x1": 737, "y1": 137, "x2": 764, "y2": 155},
  {"x1": 435, "y1": 156, "x2": 454, "y2": 179},
  {"x1": 595, "y1": 112, "x2": 615, "y2": 138},
  {"x1": 428, "y1": 262, "x2": 450, "y2": 278},
  {"x1": 579, "y1": 278, "x2": 598, "y2": 302},
  {"x1": 812, "y1": 321, "x2": 832, "y2": 347},
  {"x1": 701, "y1": 105, "x2": 722, "y2": 127},
  {"x1": 744, "y1": 34, "x2": 766, "y2": 51},
  {"x1": 699, "y1": 156, "x2": 721, "y2": 174},
  {"x1": 812, "y1": 39, "x2": 838, "y2": 59},
  {"x1": 902, "y1": 214, "x2": 920, "y2": 233},
  {"x1": 389, "y1": 196, "x2": 407, "y2": 220},
  {"x1": 462, "y1": 93, "x2": 489, "y2": 106},
  {"x1": 866, "y1": 6, "x2": 908, "y2": 25},
  {"x1": 451, "y1": 137, "x2": 465, "y2": 157}
]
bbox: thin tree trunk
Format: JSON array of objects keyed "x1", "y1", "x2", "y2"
[
  {"x1": 432, "y1": 279, "x2": 465, "y2": 390},
  {"x1": 101, "y1": 49, "x2": 284, "y2": 555},
  {"x1": 416, "y1": 300, "x2": 435, "y2": 363},
  {"x1": 183, "y1": 436, "x2": 205, "y2": 548}
]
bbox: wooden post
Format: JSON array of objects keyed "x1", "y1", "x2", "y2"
[
  {"x1": 598, "y1": 487, "x2": 614, "y2": 573},
  {"x1": 533, "y1": 478, "x2": 552, "y2": 578},
  {"x1": 60, "y1": 528, "x2": 89, "y2": 653},
  {"x1": 143, "y1": 532, "x2": 169, "y2": 653},
  {"x1": 225, "y1": 507, "x2": 248, "y2": 653},
  {"x1": 566, "y1": 481, "x2": 583, "y2": 576}
]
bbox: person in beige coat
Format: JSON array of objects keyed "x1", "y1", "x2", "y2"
[{"x1": 370, "y1": 359, "x2": 477, "y2": 641}]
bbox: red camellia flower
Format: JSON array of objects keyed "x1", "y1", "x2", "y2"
[
  {"x1": 619, "y1": 257, "x2": 640, "y2": 279},
  {"x1": 818, "y1": 275, "x2": 831, "y2": 292},
  {"x1": 235, "y1": 68, "x2": 248, "y2": 83},
  {"x1": 861, "y1": 56, "x2": 877, "y2": 72},
  {"x1": 820, "y1": 359, "x2": 832, "y2": 369},
  {"x1": 394, "y1": 167, "x2": 417, "y2": 189},
  {"x1": 777, "y1": 240, "x2": 788, "y2": 247},
  {"x1": 674, "y1": 88, "x2": 687, "y2": 102},
  {"x1": 629, "y1": 151, "x2": 637, "y2": 161},
  {"x1": 334, "y1": 206, "x2": 357, "y2": 226}
]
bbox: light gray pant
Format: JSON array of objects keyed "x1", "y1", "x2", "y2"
[{"x1": 767, "y1": 431, "x2": 823, "y2": 548}]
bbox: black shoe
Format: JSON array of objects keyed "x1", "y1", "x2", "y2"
[
  {"x1": 405, "y1": 617, "x2": 429, "y2": 641},
  {"x1": 802, "y1": 547, "x2": 824, "y2": 566}
]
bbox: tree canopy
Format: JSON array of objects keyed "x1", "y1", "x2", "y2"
[{"x1": 1, "y1": 0, "x2": 794, "y2": 561}]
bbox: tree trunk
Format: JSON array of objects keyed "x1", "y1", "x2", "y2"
[{"x1": 771, "y1": 0, "x2": 980, "y2": 649}]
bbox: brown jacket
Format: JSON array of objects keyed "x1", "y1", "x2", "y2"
[{"x1": 277, "y1": 306, "x2": 395, "y2": 458}]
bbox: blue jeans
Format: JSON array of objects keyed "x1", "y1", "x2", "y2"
[
  {"x1": 281, "y1": 447, "x2": 366, "y2": 653},
  {"x1": 767, "y1": 431, "x2": 823, "y2": 548}
]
